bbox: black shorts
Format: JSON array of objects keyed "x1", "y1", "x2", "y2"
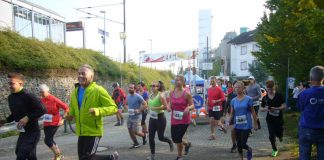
[
  {"x1": 208, "y1": 110, "x2": 222, "y2": 120},
  {"x1": 171, "y1": 124, "x2": 189, "y2": 143}
]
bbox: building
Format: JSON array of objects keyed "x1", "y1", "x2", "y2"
[
  {"x1": 0, "y1": 0, "x2": 65, "y2": 43},
  {"x1": 218, "y1": 31, "x2": 237, "y2": 76},
  {"x1": 228, "y1": 29, "x2": 260, "y2": 79},
  {"x1": 198, "y1": 9, "x2": 212, "y2": 75}
]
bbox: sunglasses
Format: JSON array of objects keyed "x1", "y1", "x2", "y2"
[{"x1": 150, "y1": 85, "x2": 159, "y2": 88}]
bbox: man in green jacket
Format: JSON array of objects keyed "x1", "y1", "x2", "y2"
[{"x1": 66, "y1": 64, "x2": 118, "y2": 160}]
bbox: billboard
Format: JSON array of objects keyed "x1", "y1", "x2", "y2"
[
  {"x1": 141, "y1": 51, "x2": 196, "y2": 63},
  {"x1": 66, "y1": 21, "x2": 83, "y2": 31}
]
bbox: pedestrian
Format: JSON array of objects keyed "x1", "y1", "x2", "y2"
[
  {"x1": 230, "y1": 81, "x2": 258, "y2": 160},
  {"x1": 246, "y1": 76, "x2": 262, "y2": 130},
  {"x1": 297, "y1": 66, "x2": 324, "y2": 160},
  {"x1": 169, "y1": 75, "x2": 194, "y2": 160},
  {"x1": 39, "y1": 84, "x2": 69, "y2": 160},
  {"x1": 112, "y1": 82, "x2": 126, "y2": 126},
  {"x1": 225, "y1": 81, "x2": 235, "y2": 115},
  {"x1": 65, "y1": 64, "x2": 118, "y2": 160},
  {"x1": 206, "y1": 76, "x2": 226, "y2": 140},
  {"x1": 146, "y1": 81, "x2": 174, "y2": 160},
  {"x1": 228, "y1": 81, "x2": 238, "y2": 153},
  {"x1": 126, "y1": 83, "x2": 148, "y2": 149},
  {"x1": 137, "y1": 81, "x2": 149, "y2": 134},
  {"x1": 0, "y1": 72, "x2": 46, "y2": 160},
  {"x1": 260, "y1": 80, "x2": 285, "y2": 157}
]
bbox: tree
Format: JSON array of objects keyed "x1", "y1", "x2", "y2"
[
  {"x1": 209, "y1": 56, "x2": 221, "y2": 77},
  {"x1": 248, "y1": 62, "x2": 268, "y2": 83},
  {"x1": 254, "y1": 0, "x2": 324, "y2": 91}
]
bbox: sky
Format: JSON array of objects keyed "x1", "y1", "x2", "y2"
[{"x1": 28, "y1": 0, "x2": 267, "y2": 72}]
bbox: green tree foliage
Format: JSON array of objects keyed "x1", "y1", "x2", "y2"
[
  {"x1": 209, "y1": 56, "x2": 221, "y2": 77},
  {"x1": 248, "y1": 62, "x2": 268, "y2": 83},
  {"x1": 254, "y1": 0, "x2": 324, "y2": 90}
]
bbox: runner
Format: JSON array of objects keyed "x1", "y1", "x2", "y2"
[
  {"x1": 169, "y1": 75, "x2": 194, "y2": 160},
  {"x1": 146, "y1": 81, "x2": 173, "y2": 160},
  {"x1": 65, "y1": 64, "x2": 118, "y2": 160},
  {"x1": 260, "y1": 80, "x2": 285, "y2": 157},
  {"x1": 230, "y1": 81, "x2": 258, "y2": 160},
  {"x1": 228, "y1": 81, "x2": 238, "y2": 153},
  {"x1": 207, "y1": 76, "x2": 226, "y2": 140},
  {"x1": 246, "y1": 76, "x2": 262, "y2": 130},
  {"x1": 297, "y1": 66, "x2": 324, "y2": 160},
  {"x1": 0, "y1": 72, "x2": 46, "y2": 160},
  {"x1": 39, "y1": 84, "x2": 69, "y2": 160},
  {"x1": 225, "y1": 81, "x2": 234, "y2": 115},
  {"x1": 126, "y1": 83, "x2": 148, "y2": 149},
  {"x1": 112, "y1": 82, "x2": 126, "y2": 126},
  {"x1": 137, "y1": 82, "x2": 149, "y2": 134}
]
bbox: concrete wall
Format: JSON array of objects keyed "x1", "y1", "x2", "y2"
[
  {"x1": 0, "y1": 73, "x2": 117, "y2": 120},
  {"x1": 0, "y1": 0, "x2": 13, "y2": 29}
]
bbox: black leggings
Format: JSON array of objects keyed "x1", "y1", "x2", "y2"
[
  {"x1": 141, "y1": 109, "x2": 148, "y2": 125},
  {"x1": 266, "y1": 116, "x2": 283, "y2": 151},
  {"x1": 235, "y1": 129, "x2": 251, "y2": 154},
  {"x1": 149, "y1": 113, "x2": 172, "y2": 154},
  {"x1": 44, "y1": 126, "x2": 59, "y2": 147}
]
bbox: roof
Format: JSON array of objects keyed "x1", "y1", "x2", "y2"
[
  {"x1": 17, "y1": 0, "x2": 64, "y2": 19},
  {"x1": 227, "y1": 29, "x2": 257, "y2": 45},
  {"x1": 222, "y1": 31, "x2": 237, "y2": 41}
]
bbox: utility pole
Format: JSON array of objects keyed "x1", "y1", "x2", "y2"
[
  {"x1": 123, "y1": 0, "x2": 126, "y2": 63},
  {"x1": 206, "y1": 36, "x2": 209, "y2": 78},
  {"x1": 100, "y1": 11, "x2": 106, "y2": 55}
]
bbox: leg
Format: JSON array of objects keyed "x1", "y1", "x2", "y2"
[
  {"x1": 298, "y1": 127, "x2": 313, "y2": 160},
  {"x1": 141, "y1": 110, "x2": 148, "y2": 133},
  {"x1": 172, "y1": 125, "x2": 185, "y2": 158},
  {"x1": 241, "y1": 129, "x2": 251, "y2": 151},
  {"x1": 149, "y1": 118, "x2": 157, "y2": 154},
  {"x1": 78, "y1": 136, "x2": 101, "y2": 160},
  {"x1": 208, "y1": 110, "x2": 216, "y2": 139},
  {"x1": 267, "y1": 119, "x2": 277, "y2": 151},
  {"x1": 316, "y1": 130, "x2": 324, "y2": 160},
  {"x1": 156, "y1": 115, "x2": 172, "y2": 144},
  {"x1": 16, "y1": 131, "x2": 40, "y2": 160},
  {"x1": 44, "y1": 126, "x2": 61, "y2": 157},
  {"x1": 235, "y1": 129, "x2": 244, "y2": 158}
]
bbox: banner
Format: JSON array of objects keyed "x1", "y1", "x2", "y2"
[{"x1": 142, "y1": 51, "x2": 196, "y2": 63}]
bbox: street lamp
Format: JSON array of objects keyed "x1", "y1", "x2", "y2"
[
  {"x1": 100, "y1": 11, "x2": 106, "y2": 56},
  {"x1": 139, "y1": 50, "x2": 146, "y2": 81},
  {"x1": 148, "y1": 39, "x2": 152, "y2": 68}
]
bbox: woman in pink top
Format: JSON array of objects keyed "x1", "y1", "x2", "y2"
[{"x1": 169, "y1": 75, "x2": 194, "y2": 160}]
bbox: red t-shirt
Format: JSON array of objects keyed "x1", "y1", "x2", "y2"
[
  {"x1": 41, "y1": 94, "x2": 69, "y2": 127},
  {"x1": 207, "y1": 86, "x2": 225, "y2": 111},
  {"x1": 227, "y1": 87, "x2": 234, "y2": 94}
]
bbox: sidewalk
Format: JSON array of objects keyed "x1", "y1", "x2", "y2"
[{"x1": 0, "y1": 112, "x2": 293, "y2": 160}]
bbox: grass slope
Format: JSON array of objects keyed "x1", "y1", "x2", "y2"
[{"x1": 0, "y1": 30, "x2": 173, "y2": 85}]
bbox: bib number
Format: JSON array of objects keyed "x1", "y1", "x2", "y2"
[
  {"x1": 173, "y1": 110, "x2": 184, "y2": 120},
  {"x1": 236, "y1": 115, "x2": 247, "y2": 124},
  {"x1": 269, "y1": 110, "x2": 280, "y2": 117},
  {"x1": 128, "y1": 109, "x2": 135, "y2": 116},
  {"x1": 44, "y1": 114, "x2": 53, "y2": 122},
  {"x1": 212, "y1": 106, "x2": 221, "y2": 111},
  {"x1": 150, "y1": 110, "x2": 158, "y2": 119}
]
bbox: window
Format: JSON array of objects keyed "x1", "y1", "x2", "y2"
[
  {"x1": 241, "y1": 46, "x2": 247, "y2": 55},
  {"x1": 253, "y1": 44, "x2": 260, "y2": 51},
  {"x1": 241, "y1": 61, "x2": 247, "y2": 70}
]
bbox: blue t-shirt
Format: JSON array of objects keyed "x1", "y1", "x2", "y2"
[
  {"x1": 231, "y1": 96, "x2": 254, "y2": 130},
  {"x1": 127, "y1": 93, "x2": 144, "y2": 120},
  {"x1": 139, "y1": 91, "x2": 149, "y2": 101},
  {"x1": 297, "y1": 86, "x2": 324, "y2": 129},
  {"x1": 78, "y1": 87, "x2": 85, "y2": 108}
]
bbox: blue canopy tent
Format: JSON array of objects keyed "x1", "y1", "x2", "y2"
[{"x1": 171, "y1": 73, "x2": 205, "y2": 86}]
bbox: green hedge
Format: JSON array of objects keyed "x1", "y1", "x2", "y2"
[{"x1": 0, "y1": 30, "x2": 173, "y2": 85}]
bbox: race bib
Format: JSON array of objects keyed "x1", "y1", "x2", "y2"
[
  {"x1": 236, "y1": 115, "x2": 247, "y2": 124},
  {"x1": 253, "y1": 101, "x2": 260, "y2": 106},
  {"x1": 128, "y1": 109, "x2": 135, "y2": 116},
  {"x1": 43, "y1": 114, "x2": 53, "y2": 123},
  {"x1": 150, "y1": 110, "x2": 158, "y2": 119},
  {"x1": 212, "y1": 106, "x2": 221, "y2": 111},
  {"x1": 173, "y1": 110, "x2": 184, "y2": 120},
  {"x1": 269, "y1": 110, "x2": 280, "y2": 117}
]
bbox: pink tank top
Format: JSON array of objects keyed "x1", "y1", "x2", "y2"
[{"x1": 171, "y1": 90, "x2": 191, "y2": 125}]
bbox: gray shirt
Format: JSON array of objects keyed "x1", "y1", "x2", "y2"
[
  {"x1": 246, "y1": 83, "x2": 261, "y2": 102},
  {"x1": 126, "y1": 93, "x2": 144, "y2": 120}
]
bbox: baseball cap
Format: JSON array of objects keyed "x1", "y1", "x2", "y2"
[{"x1": 248, "y1": 76, "x2": 255, "y2": 80}]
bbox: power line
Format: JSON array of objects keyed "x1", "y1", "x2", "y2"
[
  {"x1": 75, "y1": 3, "x2": 123, "y2": 10},
  {"x1": 74, "y1": 8, "x2": 123, "y2": 25}
]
